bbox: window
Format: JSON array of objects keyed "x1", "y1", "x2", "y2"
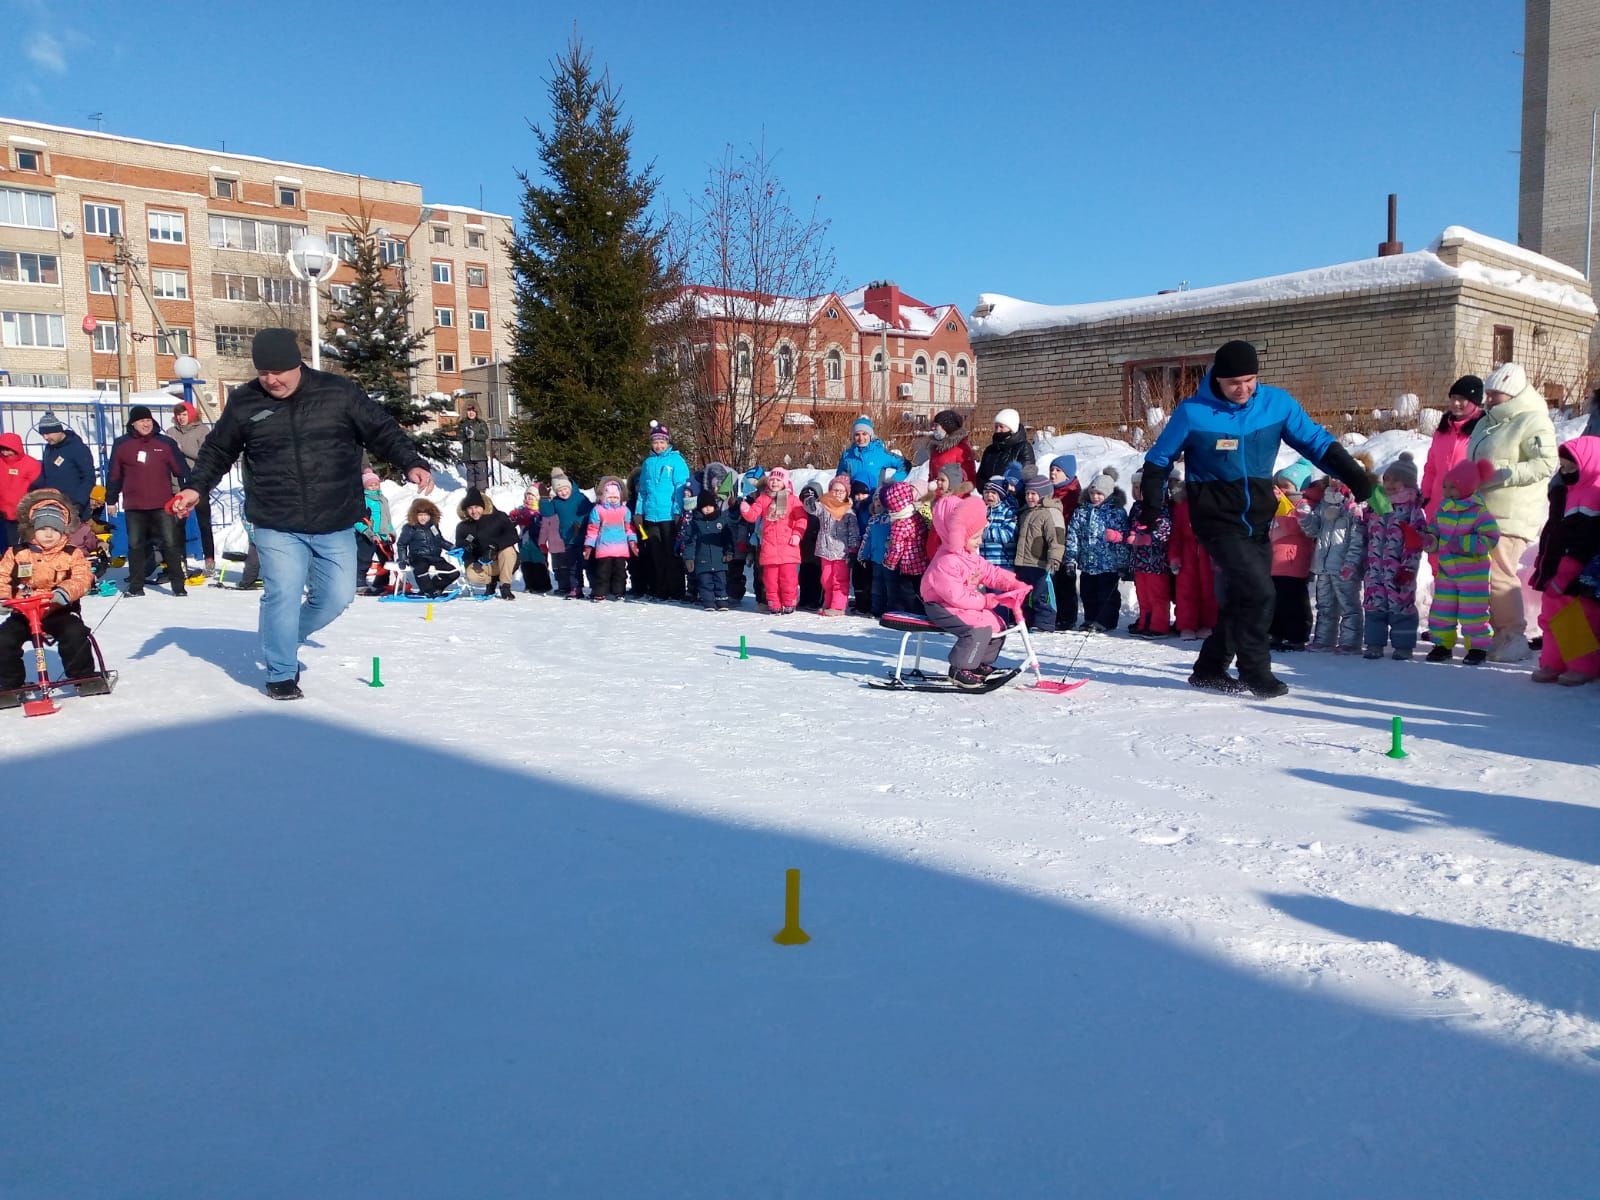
[
  {"x1": 208, "y1": 214, "x2": 308, "y2": 253},
  {"x1": 213, "y1": 176, "x2": 236, "y2": 200},
  {"x1": 1492, "y1": 325, "x2": 1514, "y2": 368},
  {"x1": 10, "y1": 371, "x2": 68, "y2": 387},
  {"x1": 0, "y1": 250, "x2": 59, "y2": 285},
  {"x1": 83, "y1": 202, "x2": 121, "y2": 238},
  {"x1": 825, "y1": 307, "x2": 839, "y2": 320},
  {"x1": 466, "y1": 266, "x2": 487, "y2": 288},
  {"x1": 91, "y1": 324, "x2": 119, "y2": 353},
  {"x1": 469, "y1": 309, "x2": 488, "y2": 330},
  {"x1": 380, "y1": 238, "x2": 405, "y2": 264},
  {"x1": 147, "y1": 210, "x2": 186, "y2": 244},
  {"x1": 467, "y1": 229, "x2": 485, "y2": 249},
  {"x1": 214, "y1": 324, "x2": 257, "y2": 356},
  {"x1": 825, "y1": 349, "x2": 842, "y2": 381},
  {"x1": 277, "y1": 185, "x2": 300, "y2": 208},
  {"x1": 2, "y1": 310, "x2": 65, "y2": 348},
  {"x1": 326, "y1": 232, "x2": 356, "y2": 261},
  {"x1": 872, "y1": 350, "x2": 885, "y2": 372},
  {"x1": 935, "y1": 356, "x2": 949, "y2": 376},
  {"x1": 329, "y1": 284, "x2": 352, "y2": 305},
  {"x1": 946, "y1": 321, "x2": 957, "y2": 332},
  {"x1": 88, "y1": 262, "x2": 116, "y2": 294},
  {"x1": 155, "y1": 328, "x2": 192, "y2": 356},
  {"x1": 151, "y1": 268, "x2": 189, "y2": 299},
  {"x1": 93, "y1": 379, "x2": 120, "y2": 394},
  {"x1": 735, "y1": 342, "x2": 752, "y2": 379},
  {"x1": 14, "y1": 149, "x2": 41, "y2": 172},
  {"x1": 913, "y1": 354, "x2": 929, "y2": 376},
  {"x1": 776, "y1": 343, "x2": 794, "y2": 381},
  {"x1": 0, "y1": 186, "x2": 55, "y2": 229},
  {"x1": 435, "y1": 306, "x2": 454, "y2": 327},
  {"x1": 431, "y1": 225, "x2": 451, "y2": 245},
  {"x1": 432, "y1": 261, "x2": 452, "y2": 285},
  {"x1": 956, "y1": 359, "x2": 969, "y2": 378},
  {"x1": 437, "y1": 353, "x2": 456, "y2": 373},
  {"x1": 211, "y1": 272, "x2": 307, "y2": 307},
  {"x1": 471, "y1": 354, "x2": 489, "y2": 367}
]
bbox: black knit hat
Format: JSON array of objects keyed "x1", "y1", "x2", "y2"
[
  {"x1": 932, "y1": 409, "x2": 963, "y2": 436},
  {"x1": 462, "y1": 487, "x2": 486, "y2": 509},
  {"x1": 697, "y1": 488, "x2": 720, "y2": 510},
  {"x1": 251, "y1": 327, "x2": 303, "y2": 372},
  {"x1": 127, "y1": 405, "x2": 153, "y2": 425},
  {"x1": 1447, "y1": 375, "x2": 1484, "y2": 406},
  {"x1": 1213, "y1": 339, "x2": 1259, "y2": 378}
]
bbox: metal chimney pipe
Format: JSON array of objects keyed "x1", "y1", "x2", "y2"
[{"x1": 1378, "y1": 193, "x2": 1404, "y2": 257}]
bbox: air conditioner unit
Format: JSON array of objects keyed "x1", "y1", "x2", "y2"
[{"x1": 897, "y1": 382, "x2": 914, "y2": 399}]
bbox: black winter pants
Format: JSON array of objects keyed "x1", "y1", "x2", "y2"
[
  {"x1": 1269, "y1": 575, "x2": 1312, "y2": 646},
  {"x1": 0, "y1": 606, "x2": 95, "y2": 687},
  {"x1": 1078, "y1": 572, "x2": 1122, "y2": 628},
  {"x1": 641, "y1": 521, "x2": 682, "y2": 599},
  {"x1": 125, "y1": 508, "x2": 185, "y2": 594},
  {"x1": 1196, "y1": 531, "x2": 1277, "y2": 684},
  {"x1": 1052, "y1": 563, "x2": 1079, "y2": 629},
  {"x1": 591, "y1": 556, "x2": 628, "y2": 599}
]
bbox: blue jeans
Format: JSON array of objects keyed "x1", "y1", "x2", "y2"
[{"x1": 254, "y1": 527, "x2": 357, "y2": 683}]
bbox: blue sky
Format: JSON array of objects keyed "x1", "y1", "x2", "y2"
[{"x1": 4, "y1": 0, "x2": 1526, "y2": 311}]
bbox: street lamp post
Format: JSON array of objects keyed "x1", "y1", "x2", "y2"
[
  {"x1": 285, "y1": 234, "x2": 340, "y2": 369},
  {"x1": 1587, "y1": 107, "x2": 1599, "y2": 281},
  {"x1": 171, "y1": 354, "x2": 205, "y2": 411}
]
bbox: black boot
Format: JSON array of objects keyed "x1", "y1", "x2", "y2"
[{"x1": 498, "y1": 583, "x2": 515, "y2": 600}]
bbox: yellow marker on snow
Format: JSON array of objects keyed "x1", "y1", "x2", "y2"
[
  {"x1": 772, "y1": 868, "x2": 810, "y2": 945},
  {"x1": 425, "y1": 603, "x2": 434, "y2": 622}
]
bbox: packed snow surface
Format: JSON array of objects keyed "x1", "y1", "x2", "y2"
[{"x1": 2, "y1": 568, "x2": 1597, "y2": 1197}]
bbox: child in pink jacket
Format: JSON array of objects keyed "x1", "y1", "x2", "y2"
[
  {"x1": 920, "y1": 494, "x2": 1026, "y2": 689},
  {"x1": 1268, "y1": 474, "x2": 1316, "y2": 651},
  {"x1": 740, "y1": 467, "x2": 809, "y2": 613}
]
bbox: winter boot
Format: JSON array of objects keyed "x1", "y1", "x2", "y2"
[
  {"x1": 1425, "y1": 644, "x2": 1453, "y2": 663},
  {"x1": 265, "y1": 678, "x2": 304, "y2": 701},
  {"x1": 951, "y1": 668, "x2": 987, "y2": 690},
  {"x1": 1243, "y1": 674, "x2": 1290, "y2": 699},
  {"x1": 498, "y1": 583, "x2": 515, "y2": 600},
  {"x1": 1463, "y1": 648, "x2": 1488, "y2": 665},
  {"x1": 1188, "y1": 671, "x2": 1246, "y2": 695}
]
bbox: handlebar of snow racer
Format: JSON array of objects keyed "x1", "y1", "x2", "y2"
[{"x1": 2, "y1": 593, "x2": 54, "y2": 634}]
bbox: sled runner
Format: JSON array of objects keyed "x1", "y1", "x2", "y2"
[{"x1": 0, "y1": 594, "x2": 118, "y2": 716}]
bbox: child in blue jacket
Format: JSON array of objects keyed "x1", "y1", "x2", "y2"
[{"x1": 1064, "y1": 474, "x2": 1130, "y2": 630}]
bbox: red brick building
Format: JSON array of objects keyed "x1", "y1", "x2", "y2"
[{"x1": 664, "y1": 279, "x2": 976, "y2": 462}]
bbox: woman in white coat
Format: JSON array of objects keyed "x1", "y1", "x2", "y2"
[{"x1": 1465, "y1": 361, "x2": 1558, "y2": 662}]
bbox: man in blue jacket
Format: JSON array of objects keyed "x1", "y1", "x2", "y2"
[
  {"x1": 835, "y1": 416, "x2": 908, "y2": 489},
  {"x1": 35, "y1": 411, "x2": 95, "y2": 518},
  {"x1": 1138, "y1": 340, "x2": 1377, "y2": 698},
  {"x1": 635, "y1": 420, "x2": 690, "y2": 600}
]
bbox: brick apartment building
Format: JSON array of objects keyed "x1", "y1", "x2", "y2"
[
  {"x1": 0, "y1": 118, "x2": 514, "y2": 413},
  {"x1": 970, "y1": 227, "x2": 1596, "y2": 434},
  {"x1": 668, "y1": 279, "x2": 975, "y2": 453}
]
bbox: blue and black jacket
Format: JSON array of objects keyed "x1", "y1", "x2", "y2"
[{"x1": 1141, "y1": 373, "x2": 1367, "y2": 541}]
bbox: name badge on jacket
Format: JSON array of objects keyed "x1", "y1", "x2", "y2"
[
  {"x1": 1215, "y1": 438, "x2": 1239, "y2": 451},
  {"x1": 137, "y1": 451, "x2": 147, "y2": 463}
]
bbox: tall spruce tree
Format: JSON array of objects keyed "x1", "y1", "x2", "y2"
[
  {"x1": 507, "y1": 38, "x2": 680, "y2": 485},
  {"x1": 324, "y1": 216, "x2": 453, "y2": 471}
]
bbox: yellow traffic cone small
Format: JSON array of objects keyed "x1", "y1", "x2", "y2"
[{"x1": 772, "y1": 868, "x2": 810, "y2": 945}]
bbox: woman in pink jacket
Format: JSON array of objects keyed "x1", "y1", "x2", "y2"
[
  {"x1": 1421, "y1": 376, "x2": 1485, "y2": 519},
  {"x1": 741, "y1": 467, "x2": 809, "y2": 614},
  {"x1": 920, "y1": 493, "x2": 1026, "y2": 688}
]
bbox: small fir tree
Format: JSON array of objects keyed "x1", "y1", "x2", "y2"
[
  {"x1": 506, "y1": 37, "x2": 681, "y2": 486},
  {"x1": 324, "y1": 216, "x2": 454, "y2": 471}
]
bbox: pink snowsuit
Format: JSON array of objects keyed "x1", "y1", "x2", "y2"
[
  {"x1": 1535, "y1": 437, "x2": 1600, "y2": 678},
  {"x1": 920, "y1": 495, "x2": 1023, "y2": 671},
  {"x1": 742, "y1": 484, "x2": 809, "y2": 611}
]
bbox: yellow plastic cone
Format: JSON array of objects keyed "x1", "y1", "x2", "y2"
[{"x1": 773, "y1": 868, "x2": 810, "y2": 945}]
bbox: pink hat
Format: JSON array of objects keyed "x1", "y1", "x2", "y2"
[
  {"x1": 1442, "y1": 457, "x2": 1493, "y2": 498},
  {"x1": 767, "y1": 467, "x2": 791, "y2": 491}
]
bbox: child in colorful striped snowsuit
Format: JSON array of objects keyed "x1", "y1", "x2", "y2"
[{"x1": 1423, "y1": 458, "x2": 1500, "y2": 664}]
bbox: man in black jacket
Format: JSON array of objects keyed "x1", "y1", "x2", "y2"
[
  {"x1": 454, "y1": 487, "x2": 518, "y2": 600},
  {"x1": 457, "y1": 403, "x2": 492, "y2": 489},
  {"x1": 173, "y1": 329, "x2": 434, "y2": 699}
]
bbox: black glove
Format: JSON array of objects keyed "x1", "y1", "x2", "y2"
[{"x1": 1320, "y1": 444, "x2": 1373, "y2": 504}]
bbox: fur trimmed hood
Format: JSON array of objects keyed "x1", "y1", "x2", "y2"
[
  {"x1": 16, "y1": 488, "x2": 79, "y2": 541},
  {"x1": 407, "y1": 498, "x2": 443, "y2": 526}
]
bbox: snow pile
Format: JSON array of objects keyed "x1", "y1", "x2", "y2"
[{"x1": 973, "y1": 226, "x2": 1597, "y2": 338}]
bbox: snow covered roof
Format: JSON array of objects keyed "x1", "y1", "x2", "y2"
[
  {"x1": 972, "y1": 227, "x2": 1597, "y2": 338},
  {"x1": 838, "y1": 285, "x2": 960, "y2": 338},
  {"x1": 678, "y1": 286, "x2": 827, "y2": 326}
]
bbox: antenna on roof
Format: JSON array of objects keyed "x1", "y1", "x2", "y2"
[{"x1": 87, "y1": 112, "x2": 104, "y2": 132}]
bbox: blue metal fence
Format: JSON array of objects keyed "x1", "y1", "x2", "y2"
[{"x1": 0, "y1": 390, "x2": 244, "y2": 524}]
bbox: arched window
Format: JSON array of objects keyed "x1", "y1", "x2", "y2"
[
  {"x1": 825, "y1": 348, "x2": 842, "y2": 380},
  {"x1": 913, "y1": 354, "x2": 929, "y2": 377},
  {"x1": 776, "y1": 343, "x2": 795, "y2": 381},
  {"x1": 935, "y1": 356, "x2": 949, "y2": 377},
  {"x1": 735, "y1": 341, "x2": 752, "y2": 379},
  {"x1": 872, "y1": 350, "x2": 885, "y2": 372},
  {"x1": 956, "y1": 358, "x2": 970, "y2": 378}
]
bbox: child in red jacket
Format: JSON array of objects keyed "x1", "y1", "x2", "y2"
[
  {"x1": 741, "y1": 468, "x2": 809, "y2": 614},
  {"x1": 882, "y1": 480, "x2": 930, "y2": 614},
  {"x1": 1167, "y1": 472, "x2": 1216, "y2": 639},
  {"x1": 1268, "y1": 471, "x2": 1316, "y2": 650}
]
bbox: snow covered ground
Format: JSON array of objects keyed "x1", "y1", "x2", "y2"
[{"x1": 3, "y1": 574, "x2": 1597, "y2": 1198}]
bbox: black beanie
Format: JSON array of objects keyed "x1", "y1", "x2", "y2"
[
  {"x1": 1212, "y1": 339, "x2": 1260, "y2": 378},
  {"x1": 127, "y1": 405, "x2": 153, "y2": 425},
  {"x1": 462, "y1": 487, "x2": 485, "y2": 509},
  {"x1": 697, "y1": 488, "x2": 720, "y2": 510},
  {"x1": 251, "y1": 327, "x2": 303, "y2": 372},
  {"x1": 1447, "y1": 375, "x2": 1484, "y2": 406}
]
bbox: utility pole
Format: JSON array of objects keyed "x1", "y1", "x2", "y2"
[{"x1": 109, "y1": 260, "x2": 129, "y2": 399}]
